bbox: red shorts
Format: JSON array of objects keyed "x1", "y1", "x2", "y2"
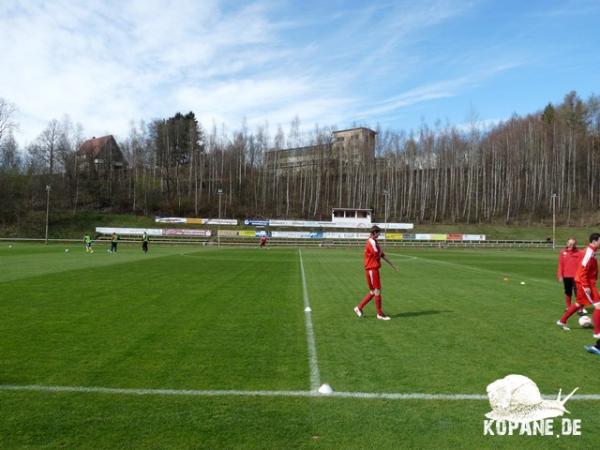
[
  {"x1": 576, "y1": 284, "x2": 600, "y2": 306},
  {"x1": 366, "y1": 269, "x2": 381, "y2": 291}
]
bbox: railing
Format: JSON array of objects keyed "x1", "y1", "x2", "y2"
[
  {"x1": 212, "y1": 238, "x2": 553, "y2": 248},
  {"x1": 0, "y1": 236, "x2": 554, "y2": 248}
]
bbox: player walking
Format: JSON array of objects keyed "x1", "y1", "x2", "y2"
[
  {"x1": 557, "y1": 238, "x2": 585, "y2": 315},
  {"x1": 557, "y1": 233, "x2": 600, "y2": 332},
  {"x1": 354, "y1": 225, "x2": 398, "y2": 321},
  {"x1": 84, "y1": 233, "x2": 93, "y2": 253}
]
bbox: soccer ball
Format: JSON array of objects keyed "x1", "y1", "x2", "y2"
[
  {"x1": 579, "y1": 315, "x2": 593, "y2": 328},
  {"x1": 65, "y1": 249, "x2": 69, "y2": 253}
]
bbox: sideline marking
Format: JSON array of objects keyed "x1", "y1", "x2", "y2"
[
  {"x1": 299, "y1": 249, "x2": 321, "y2": 391},
  {"x1": 2, "y1": 384, "x2": 600, "y2": 400}
]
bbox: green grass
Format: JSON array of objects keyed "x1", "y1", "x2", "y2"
[{"x1": 1, "y1": 243, "x2": 600, "y2": 448}]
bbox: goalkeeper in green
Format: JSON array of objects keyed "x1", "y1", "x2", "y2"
[{"x1": 84, "y1": 234, "x2": 94, "y2": 253}]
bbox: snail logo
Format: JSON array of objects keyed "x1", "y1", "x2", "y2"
[{"x1": 485, "y1": 374, "x2": 578, "y2": 424}]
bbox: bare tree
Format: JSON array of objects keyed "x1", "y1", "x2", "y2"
[{"x1": 0, "y1": 98, "x2": 17, "y2": 142}]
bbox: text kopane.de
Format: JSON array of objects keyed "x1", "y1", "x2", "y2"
[{"x1": 483, "y1": 419, "x2": 582, "y2": 436}]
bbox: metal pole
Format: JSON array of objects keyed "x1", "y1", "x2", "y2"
[
  {"x1": 217, "y1": 189, "x2": 223, "y2": 248},
  {"x1": 552, "y1": 193, "x2": 557, "y2": 250},
  {"x1": 384, "y1": 190, "x2": 389, "y2": 224},
  {"x1": 383, "y1": 190, "x2": 389, "y2": 247},
  {"x1": 218, "y1": 188, "x2": 223, "y2": 219},
  {"x1": 45, "y1": 185, "x2": 51, "y2": 245}
]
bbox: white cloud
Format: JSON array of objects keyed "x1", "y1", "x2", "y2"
[
  {"x1": 358, "y1": 61, "x2": 522, "y2": 118},
  {"x1": 0, "y1": 0, "x2": 508, "y2": 146}
]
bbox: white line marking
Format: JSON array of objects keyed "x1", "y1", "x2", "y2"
[
  {"x1": 0, "y1": 384, "x2": 309, "y2": 398},
  {"x1": 299, "y1": 249, "x2": 321, "y2": 391},
  {"x1": 1, "y1": 384, "x2": 599, "y2": 401},
  {"x1": 389, "y1": 254, "x2": 418, "y2": 261},
  {"x1": 386, "y1": 252, "x2": 555, "y2": 286}
]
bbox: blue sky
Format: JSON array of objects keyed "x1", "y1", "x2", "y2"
[{"x1": 1, "y1": 0, "x2": 599, "y2": 145}]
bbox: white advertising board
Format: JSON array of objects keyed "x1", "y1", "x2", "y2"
[{"x1": 96, "y1": 227, "x2": 163, "y2": 236}]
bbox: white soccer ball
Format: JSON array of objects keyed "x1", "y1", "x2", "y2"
[
  {"x1": 65, "y1": 249, "x2": 69, "y2": 252},
  {"x1": 318, "y1": 383, "x2": 334, "y2": 395},
  {"x1": 8, "y1": 244, "x2": 12, "y2": 248},
  {"x1": 579, "y1": 315, "x2": 593, "y2": 328}
]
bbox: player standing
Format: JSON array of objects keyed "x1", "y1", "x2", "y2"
[
  {"x1": 557, "y1": 233, "x2": 600, "y2": 332},
  {"x1": 110, "y1": 232, "x2": 119, "y2": 253},
  {"x1": 557, "y1": 238, "x2": 585, "y2": 315},
  {"x1": 142, "y1": 231, "x2": 149, "y2": 254},
  {"x1": 354, "y1": 225, "x2": 398, "y2": 321},
  {"x1": 260, "y1": 234, "x2": 268, "y2": 248}
]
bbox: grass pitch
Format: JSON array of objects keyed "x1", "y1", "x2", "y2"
[{"x1": 1, "y1": 242, "x2": 599, "y2": 449}]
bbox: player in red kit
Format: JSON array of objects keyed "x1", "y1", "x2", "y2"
[
  {"x1": 557, "y1": 238, "x2": 586, "y2": 315},
  {"x1": 260, "y1": 235, "x2": 268, "y2": 248},
  {"x1": 354, "y1": 225, "x2": 398, "y2": 321},
  {"x1": 557, "y1": 233, "x2": 600, "y2": 333}
]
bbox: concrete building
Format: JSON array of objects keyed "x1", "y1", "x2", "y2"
[
  {"x1": 331, "y1": 127, "x2": 376, "y2": 162},
  {"x1": 266, "y1": 127, "x2": 376, "y2": 171}
]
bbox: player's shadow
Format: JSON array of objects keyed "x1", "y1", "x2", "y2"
[{"x1": 389, "y1": 310, "x2": 453, "y2": 318}]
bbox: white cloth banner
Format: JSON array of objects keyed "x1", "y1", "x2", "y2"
[
  {"x1": 204, "y1": 219, "x2": 238, "y2": 225},
  {"x1": 96, "y1": 227, "x2": 163, "y2": 236},
  {"x1": 96, "y1": 227, "x2": 211, "y2": 237},
  {"x1": 155, "y1": 217, "x2": 187, "y2": 224},
  {"x1": 155, "y1": 217, "x2": 237, "y2": 225},
  {"x1": 324, "y1": 232, "x2": 370, "y2": 239},
  {"x1": 372, "y1": 222, "x2": 414, "y2": 230},
  {"x1": 462, "y1": 234, "x2": 486, "y2": 241},
  {"x1": 266, "y1": 220, "x2": 413, "y2": 230}
]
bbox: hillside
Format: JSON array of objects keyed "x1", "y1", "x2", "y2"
[{"x1": 0, "y1": 211, "x2": 596, "y2": 244}]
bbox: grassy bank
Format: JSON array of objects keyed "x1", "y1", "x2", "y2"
[{"x1": 0, "y1": 211, "x2": 598, "y2": 243}]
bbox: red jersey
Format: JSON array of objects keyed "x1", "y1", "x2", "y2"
[
  {"x1": 575, "y1": 244, "x2": 598, "y2": 288},
  {"x1": 364, "y1": 237, "x2": 384, "y2": 270},
  {"x1": 557, "y1": 247, "x2": 581, "y2": 279}
]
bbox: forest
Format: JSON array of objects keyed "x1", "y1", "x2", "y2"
[{"x1": 1, "y1": 91, "x2": 599, "y2": 227}]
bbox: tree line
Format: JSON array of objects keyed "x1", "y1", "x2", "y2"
[{"x1": 1, "y1": 91, "x2": 599, "y2": 230}]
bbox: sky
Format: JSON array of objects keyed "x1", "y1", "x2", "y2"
[{"x1": 1, "y1": 0, "x2": 599, "y2": 146}]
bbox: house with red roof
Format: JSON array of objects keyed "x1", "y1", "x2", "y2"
[{"x1": 76, "y1": 135, "x2": 127, "y2": 169}]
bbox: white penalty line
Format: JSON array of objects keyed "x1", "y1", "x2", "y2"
[
  {"x1": 2, "y1": 384, "x2": 600, "y2": 400},
  {"x1": 299, "y1": 249, "x2": 321, "y2": 391}
]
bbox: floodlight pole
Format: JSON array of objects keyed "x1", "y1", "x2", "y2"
[
  {"x1": 383, "y1": 189, "x2": 390, "y2": 247},
  {"x1": 552, "y1": 193, "x2": 557, "y2": 250},
  {"x1": 45, "y1": 185, "x2": 51, "y2": 245},
  {"x1": 218, "y1": 188, "x2": 223, "y2": 219},
  {"x1": 217, "y1": 188, "x2": 223, "y2": 248},
  {"x1": 383, "y1": 189, "x2": 390, "y2": 224}
]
